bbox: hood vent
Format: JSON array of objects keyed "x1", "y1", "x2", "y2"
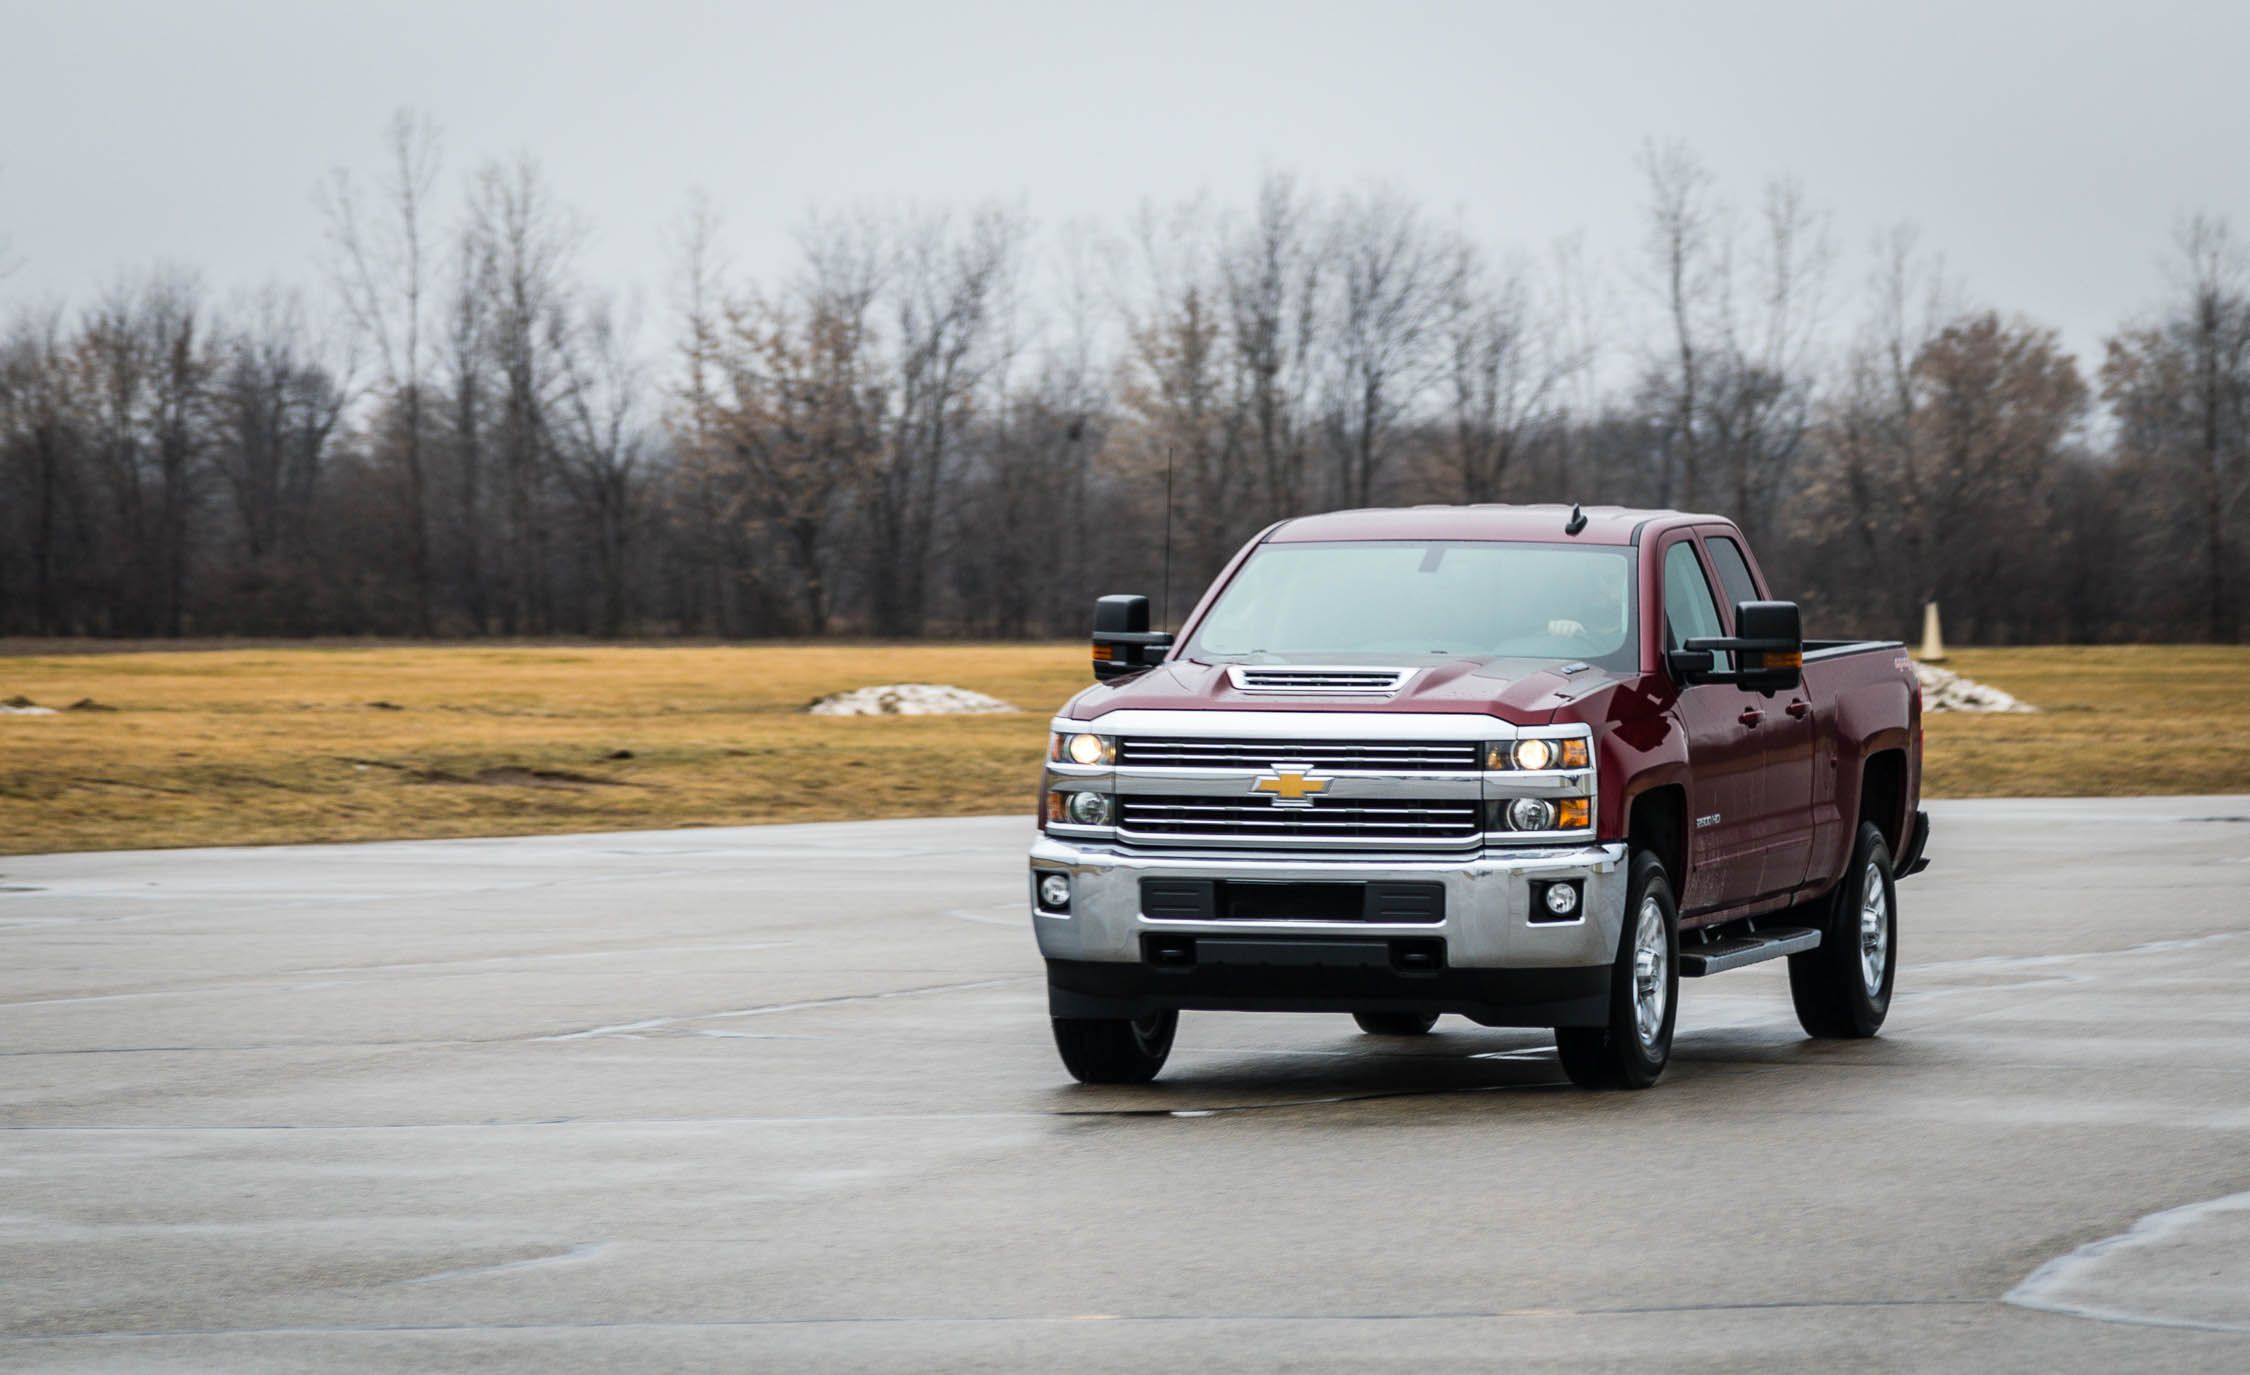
[{"x1": 1226, "y1": 665, "x2": 1415, "y2": 695}]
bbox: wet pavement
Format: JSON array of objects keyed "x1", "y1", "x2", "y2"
[{"x1": 3, "y1": 798, "x2": 2247, "y2": 1371}]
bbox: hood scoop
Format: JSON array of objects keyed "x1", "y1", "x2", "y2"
[{"x1": 1225, "y1": 665, "x2": 1416, "y2": 695}]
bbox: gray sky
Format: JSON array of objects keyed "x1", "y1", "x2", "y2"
[{"x1": 4, "y1": 0, "x2": 2245, "y2": 371}]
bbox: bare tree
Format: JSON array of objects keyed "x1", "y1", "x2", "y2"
[
  {"x1": 1323, "y1": 188, "x2": 1450, "y2": 507},
  {"x1": 663, "y1": 192, "x2": 761, "y2": 633},
  {"x1": 868, "y1": 206, "x2": 1022, "y2": 635},
  {"x1": 468, "y1": 153, "x2": 585, "y2": 633},
  {"x1": 0, "y1": 308, "x2": 79, "y2": 632},
  {"x1": 439, "y1": 223, "x2": 496, "y2": 630},
  {"x1": 698, "y1": 231, "x2": 885, "y2": 634},
  {"x1": 322, "y1": 110, "x2": 441, "y2": 633},
  {"x1": 1636, "y1": 144, "x2": 1831, "y2": 529},
  {"x1": 1221, "y1": 174, "x2": 1326, "y2": 520},
  {"x1": 554, "y1": 291, "x2": 650, "y2": 635},
  {"x1": 1115, "y1": 196, "x2": 1241, "y2": 605},
  {"x1": 2103, "y1": 215, "x2": 2250, "y2": 638},
  {"x1": 1440, "y1": 240, "x2": 1585, "y2": 503},
  {"x1": 209, "y1": 288, "x2": 349, "y2": 620}
]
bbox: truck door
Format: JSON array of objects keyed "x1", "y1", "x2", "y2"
[
  {"x1": 1703, "y1": 532, "x2": 1819, "y2": 897},
  {"x1": 1659, "y1": 536, "x2": 1766, "y2": 914}
]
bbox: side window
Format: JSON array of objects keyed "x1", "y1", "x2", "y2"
[
  {"x1": 1662, "y1": 542, "x2": 1731, "y2": 672},
  {"x1": 1706, "y1": 536, "x2": 1761, "y2": 619}
]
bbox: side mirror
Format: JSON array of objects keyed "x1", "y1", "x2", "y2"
[
  {"x1": 1682, "y1": 600, "x2": 1803, "y2": 694},
  {"x1": 1091, "y1": 594, "x2": 1175, "y2": 682},
  {"x1": 1665, "y1": 648, "x2": 1717, "y2": 684}
]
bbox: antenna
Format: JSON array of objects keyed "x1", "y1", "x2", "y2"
[
  {"x1": 1160, "y1": 446, "x2": 1175, "y2": 631},
  {"x1": 1565, "y1": 502, "x2": 1588, "y2": 537}
]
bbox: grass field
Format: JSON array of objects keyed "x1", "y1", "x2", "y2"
[{"x1": 2, "y1": 643, "x2": 2246, "y2": 855}]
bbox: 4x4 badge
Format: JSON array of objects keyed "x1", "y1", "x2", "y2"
[{"x1": 1251, "y1": 766, "x2": 1330, "y2": 807}]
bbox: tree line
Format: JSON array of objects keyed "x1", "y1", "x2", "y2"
[{"x1": 3, "y1": 120, "x2": 2246, "y2": 645}]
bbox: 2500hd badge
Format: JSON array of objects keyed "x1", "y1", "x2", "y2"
[{"x1": 1029, "y1": 504, "x2": 1929, "y2": 1089}]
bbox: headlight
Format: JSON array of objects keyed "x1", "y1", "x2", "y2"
[
  {"x1": 1485, "y1": 737, "x2": 1591, "y2": 771},
  {"x1": 1050, "y1": 731, "x2": 1117, "y2": 765},
  {"x1": 1037, "y1": 873, "x2": 1072, "y2": 910},
  {"x1": 1063, "y1": 791, "x2": 1113, "y2": 826},
  {"x1": 1505, "y1": 797, "x2": 1557, "y2": 832}
]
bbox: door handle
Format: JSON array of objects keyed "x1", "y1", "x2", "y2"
[
  {"x1": 1786, "y1": 699, "x2": 1811, "y2": 719},
  {"x1": 1738, "y1": 707, "x2": 1764, "y2": 728}
]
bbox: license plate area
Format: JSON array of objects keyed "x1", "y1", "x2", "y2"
[{"x1": 1140, "y1": 878, "x2": 1444, "y2": 923}]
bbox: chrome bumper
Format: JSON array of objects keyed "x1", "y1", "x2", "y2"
[{"x1": 1028, "y1": 837, "x2": 1631, "y2": 970}]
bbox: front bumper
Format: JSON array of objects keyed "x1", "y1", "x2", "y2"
[{"x1": 1028, "y1": 837, "x2": 1629, "y2": 1027}]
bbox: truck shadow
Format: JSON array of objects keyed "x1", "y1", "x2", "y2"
[{"x1": 1040, "y1": 1020, "x2": 1905, "y2": 1117}]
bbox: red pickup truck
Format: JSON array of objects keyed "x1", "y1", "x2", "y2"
[{"x1": 1029, "y1": 504, "x2": 1929, "y2": 1089}]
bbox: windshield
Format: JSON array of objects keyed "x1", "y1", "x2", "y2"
[{"x1": 1181, "y1": 539, "x2": 1638, "y2": 670}]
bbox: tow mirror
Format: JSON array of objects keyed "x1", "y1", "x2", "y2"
[
  {"x1": 1682, "y1": 600, "x2": 1803, "y2": 694},
  {"x1": 1665, "y1": 647, "x2": 1717, "y2": 683},
  {"x1": 1091, "y1": 594, "x2": 1175, "y2": 682}
]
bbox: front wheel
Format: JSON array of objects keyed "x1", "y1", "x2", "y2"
[
  {"x1": 1555, "y1": 850, "x2": 1678, "y2": 1089},
  {"x1": 1052, "y1": 1012, "x2": 1178, "y2": 1084},
  {"x1": 1788, "y1": 821, "x2": 1896, "y2": 1038}
]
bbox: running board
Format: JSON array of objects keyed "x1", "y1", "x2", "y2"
[{"x1": 1678, "y1": 925, "x2": 1822, "y2": 977}]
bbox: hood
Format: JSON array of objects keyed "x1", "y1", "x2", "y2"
[{"x1": 1061, "y1": 656, "x2": 1627, "y2": 726}]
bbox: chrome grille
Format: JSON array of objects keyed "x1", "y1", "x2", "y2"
[
  {"x1": 1119, "y1": 795, "x2": 1481, "y2": 843},
  {"x1": 1117, "y1": 737, "x2": 1481, "y2": 772}
]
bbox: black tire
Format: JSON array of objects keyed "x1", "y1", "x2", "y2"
[
  {"x1": 1352, "y1": 1011, "x2": 1440, "y2": 1036},
  {"x1": 1789, "y1": 821, "x2": 1896, "y2": 1038},
  {"x1": 1555, "y1": 849, "x2": 1678, "y2": 1090},
  {"x1": 1051, "y1": 1012, "x2": 1178, "y2": 1084}
]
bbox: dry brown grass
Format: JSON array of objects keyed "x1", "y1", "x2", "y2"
[
  {"x1": 2, "y1": 642, "x2": 2244, "y2": 854},
  {"x1": 1920, "y1": 646, "x2": 2250, "y2": 798},
  {"x1": 0, "y1": 643, "x2": 1087, "y2": 855}
]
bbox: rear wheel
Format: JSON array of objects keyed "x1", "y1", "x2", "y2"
[
  {"x1": 1352, "y1": 1011, "x2": 1439, "y2": 1036},
  {"x1": 1555, "y1": 850, "x2": 1677, "y2": 1089},
  {"x1": 1052, "y1": 1012, "x2": 1178, "y2": 1084},
  {"x1": 1788, "y1": 821, "x2": 1896, "y2": 1038}
]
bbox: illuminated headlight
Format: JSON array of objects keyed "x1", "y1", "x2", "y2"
[
  {"x1": 1064, "y1": 791, "x2": 1114, "y2": 827},
  {"x1": 1506, "y1": 797, "x2": 1557, "y2": 832},
  {"x1": 1050, "y1": 731, "x2": 1117, "y2": 766},
  {"x1": 1037, "y1": 873, "x2": 1072, "y2": 910},
  {"x1": 1486, "y1": 737, "x2": 1591, "y2": 770}
]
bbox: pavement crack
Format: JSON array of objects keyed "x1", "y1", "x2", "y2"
[
  {"x1": 402, "y1": 1242, "x2": 609, "y2": 1286},
  {"x1": 532, "y1": 975, "x2": 1033, "y2": 1041},
  {"x1": 0, "y1": 1296, "x2": 1998, "y2": 1344}
]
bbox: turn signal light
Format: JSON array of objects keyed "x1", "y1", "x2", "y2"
[
  {"x1": 1557, "y1": 798, "x2": 1590, "y2": 830},
  {"x1": 1556, "y1": 739, "x2": 1590, "y2": 769}
]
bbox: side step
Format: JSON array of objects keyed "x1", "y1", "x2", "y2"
[{"x1": 1679, "y1": 925, "x2": 1822, "y2": 977}]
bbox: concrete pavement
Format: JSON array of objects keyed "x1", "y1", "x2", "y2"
[{"x1": 3, "y1": 798, "x2": 2248, "y2": 1370}]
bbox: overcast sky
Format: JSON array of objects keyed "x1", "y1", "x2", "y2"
[{"x1": 4, "y1": 0, "x2": 2245, "y2": 370}]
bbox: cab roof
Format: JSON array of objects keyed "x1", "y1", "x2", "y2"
[{"x1": 1266, "y1": 504, "x2": 1724, "y2": 547}]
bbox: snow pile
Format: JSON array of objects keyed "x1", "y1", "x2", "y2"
[
  {"x1": 1915, "y1": 662, "x2": 2035, "y2": 714},
  {"x1": 806, "y1": 683, "x2": 1020, "y2": 716},
  {"x1": 1, "y1": 696, "x2": 56, "y2": 717}
]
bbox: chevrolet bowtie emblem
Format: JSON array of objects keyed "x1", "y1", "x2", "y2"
[{"x1": 1252, "y1": 766, "x2": 1330, "y2": 806}]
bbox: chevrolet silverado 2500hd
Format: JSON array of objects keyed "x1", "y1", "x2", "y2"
[{"x1": 1029, "y1": 504, "x2": 1929, "y2": 1088}]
